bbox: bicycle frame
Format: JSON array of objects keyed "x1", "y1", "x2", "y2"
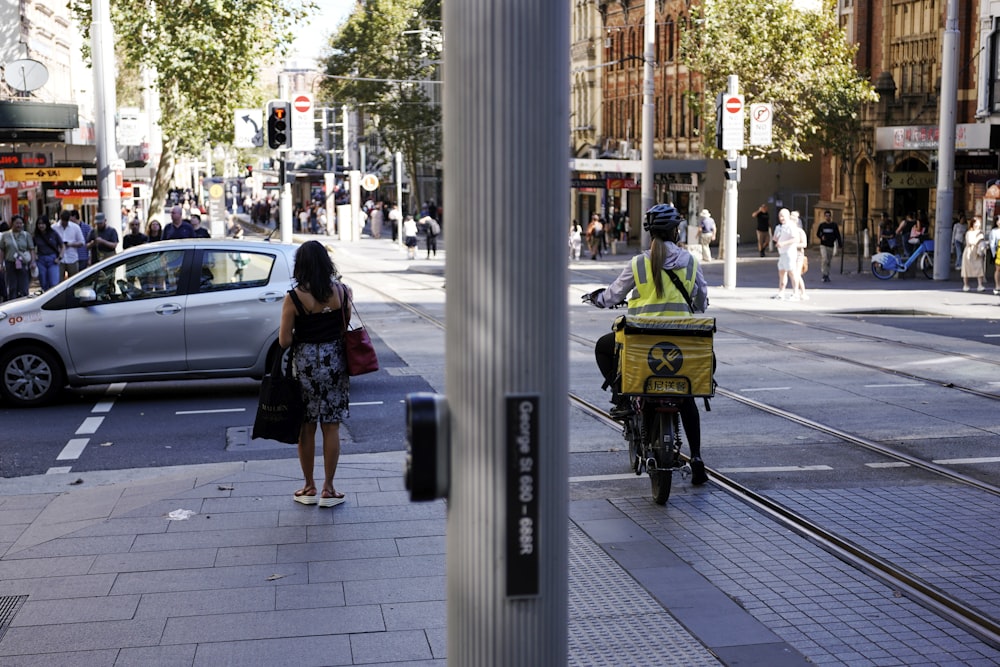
[{"x1": 871, "y1": 239, "x2": 934, "y2": 279}]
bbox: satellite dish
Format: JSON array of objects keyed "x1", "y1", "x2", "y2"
[{"x1": 4, "y1": 59, "x2": 49, "y2": 93}]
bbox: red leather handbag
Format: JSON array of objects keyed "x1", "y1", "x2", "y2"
[{"x1": 341, "y1": 284, "x2": 379, "y2": 376}]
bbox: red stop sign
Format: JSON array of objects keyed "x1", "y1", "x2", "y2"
[
  {"x1": 725, "y1": 96, "x2": 742, "y2": 114},
  {"x1": 294, "y1": 95, "x2": 311, "y2": 113}
]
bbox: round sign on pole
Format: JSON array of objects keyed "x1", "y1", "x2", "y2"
[
  {"x1": 725, "y1": 96, "x2": 743, "y2": 114},
  {"x1": 361, "y1": 173, "x2": 379, "y2": 192},
  {"x1": 294, "y1": 95, "x2": 311, "y2": 113}
]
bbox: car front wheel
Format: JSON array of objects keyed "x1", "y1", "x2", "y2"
[{"x1": 0, "y1": 346, "x2": 65, "y2": 407}]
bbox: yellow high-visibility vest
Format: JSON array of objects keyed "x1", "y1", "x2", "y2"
[{"x1": 626, "y1": 254, "x2": 698, "y2": 317}]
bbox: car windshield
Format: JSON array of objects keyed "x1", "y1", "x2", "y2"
[{"x1": 73, "y1": 249, "x2": 186, "y2": 302}]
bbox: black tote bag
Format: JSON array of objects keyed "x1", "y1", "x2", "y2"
[{"x1": 252, "y1": 349, "x2": 304, "y2": 444}]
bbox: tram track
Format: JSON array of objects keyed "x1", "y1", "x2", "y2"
[{"x1": 353, "y1": 272, "x2": 1000, "y2": 647}]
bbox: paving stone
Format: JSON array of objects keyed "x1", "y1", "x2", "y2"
[
  {"x1": 160, "y1": 605, "x2": 384, "y2": 644},
  {"x1": 191, "y1": 635, "x2": 351, "y2": 667},
  {"x1": 277, "y1": 537, "x2": 398, "y2": 563},
  {"x1": 382, "y1": 600, "x2": 446, "y2": 631},
  {"x1": 132, "y1": 526, "x2": 305, "y2": 551},
  {"x1": 395, "y1": 535, "x2": 445, "y2": 556},
  {"x1": 0, "y1": 555, "x2": 95, "y2": 579},
  {"x1": 306, "y1": 519, "x2": 444, "y2": 542},
  {"x1": 348, "y1": 629, "x2": 433, "y2": 664},
  {"x1": 275, "y1": 582, "x2": 346, "y2": 610},
  {"x1": 114, "y1": 643, "x2": 197, "y2": 666},
  {"x1": 343, "y1": 576, "x2": 445, "y2": 605},
  {"x1": 134, "y1": 587, "x2": 276, "y2": 618},
  {"x1": 0, "y1": 648, "x2": 120, "y2": 666},
  {"x1": 0, "y1": 618, "x2": 166, "y2": 655},
  {"x1": 10, "y1": 594, "x2": 140, "y2": 627},
  {"x1": 0, "y1": 573, "x2": 116, "y2": 600},
  {"x1": 109, "y1": 562, "x2": 309, "y2": 595},
  {"x1": 215, "y1": 544, "x2": 277, "y2": 567},
  {"x1": 90, "y1": 547, "x2": 219, "y2": 574},
  {"x1": 63, "y1": 516, "x2": 170, "y2": 538},
  {"x1": 309, "y1": 554, "x2": 445, "y2": 584}
]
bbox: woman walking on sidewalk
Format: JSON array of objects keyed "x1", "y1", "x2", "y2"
[{"x1": 962, "y1": 217, "x2": 986, "y2": 292}]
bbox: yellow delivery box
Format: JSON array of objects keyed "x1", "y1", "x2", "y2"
[{"x1": 613, "y1": 315, "x2": 716, "y2": 397}]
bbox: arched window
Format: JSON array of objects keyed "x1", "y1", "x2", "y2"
[{"x1": 666, "y1": 18, "x2": 675, "y2": 62}]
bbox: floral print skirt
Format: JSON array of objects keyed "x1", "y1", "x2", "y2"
[{"x1": 294, "y1": 340, "x2": 350, "y2": 424}]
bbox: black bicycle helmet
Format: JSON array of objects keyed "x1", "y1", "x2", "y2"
[{"x1": 643, "y1": 203, "x2": 685, "y2": 236}]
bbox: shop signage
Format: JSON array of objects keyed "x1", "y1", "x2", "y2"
[
  {"x1": 1, "y1": 167, "x2": 82, "y2": 182},
  {"x1": 571, "y1": 178, "x2": 605, "y2": 188},
  {"x1": 606, "y1": 178, "x2": 639, "y2": 190},
  {"x1": 885, "y1": 171, "x2": 937, "y2": 189},
  {"x1": 0, "y1": 153, "x2": 52, "y2": 168}
]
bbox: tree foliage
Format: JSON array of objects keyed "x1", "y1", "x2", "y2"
[
  {"x1": 681, "y1": 0, "x2": 876, "y2": 161},
  {"x1": 70, "y1": 0, "x2": 314, "y2": 219},
  {"x1": 320, "y1": 0, "x2": 441, "y2": 211}
]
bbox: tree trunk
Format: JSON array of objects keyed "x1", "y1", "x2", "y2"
[{"x1": 148, "y1": 138, "x2": 177, "y2": 223}]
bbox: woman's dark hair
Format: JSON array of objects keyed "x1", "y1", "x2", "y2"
[
  {"x1": 34, "y1": 214, "x2": 50, "y2": 230},
  {"x1": 293, "y1": 240, "x2": 337, "y2": 302}
]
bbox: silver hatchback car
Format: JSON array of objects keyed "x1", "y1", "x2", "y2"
[{"x1": 0, "y1": 239, "x2": 298, "y2": 407}]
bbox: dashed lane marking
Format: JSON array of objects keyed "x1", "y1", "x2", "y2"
[
  {"x1": 46, "y1": 466, "x2": 72, "y2": 475},
  {"x1": 866, "y1": 462, "x2": 911, "y2": 468},
  {"x1": 739, "y1": 387, "x2": 791, "y2": 392},
  {"x1": 863, "y1": 382, "x2": 924, "y2": 388},
  {"x1": 933, "y1": 456, "x2": 1000, "y2": 465},
  {"x1": 56, "y1": 438, "x2": 90, "y2": 461},
  {"x1": 75, "y1": 417, "x2": 104, "y2": 435}
]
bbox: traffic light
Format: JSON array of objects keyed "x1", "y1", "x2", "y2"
[
  {"x1": 246, "y1": 165, "x2": 253, "y2": 178},
  {"x1": 724, "y1": 158, "x2": 740, "y2": 181},
  {"x1": 267, "y1": 100, "x2": 291, "y2": 150}
]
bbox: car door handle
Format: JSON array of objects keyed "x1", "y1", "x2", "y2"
[
  {"x1": 155, "y1": 303, "x2": 183, "y2": 315},
  {"x1": 258, "y1": 292, "x2": 284, "y2": 303}
]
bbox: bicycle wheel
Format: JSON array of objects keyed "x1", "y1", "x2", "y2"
[
  {"x1": 871, "y1": 259, "x2": 896, "y2": 280},
  {"x1": 625, "y1": 414, "x2": 642, "y2": 474},
  {"x1": 920, "y1": 251, "x2": 934, "y2": 279},
  {"x1": 649, "y1": 412, "x2": 674, "y2": 505}
]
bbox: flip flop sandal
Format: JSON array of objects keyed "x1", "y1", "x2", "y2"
[
  {"x1": 293, "y1": 487, "x2": 319, "y2": 505},
  {"x1": 318, "y1": 489, "x2": 346, "y2": 508}
]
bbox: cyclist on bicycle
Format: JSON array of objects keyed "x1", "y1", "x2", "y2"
[{"x1": 585, "y1": 203, "x2": 710, "y2": 485}]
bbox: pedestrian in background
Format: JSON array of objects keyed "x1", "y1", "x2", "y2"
[
  {"x1": 279, "y1": 240, "x2": 351, "y2": 508},
  {"x1": 74, "y1": 212, "x2": 91, "y2": 270},
  {"x1": 190, "y1": 212, "x2": 210, "y2": 238},
  {"x1": 697, "y1": 209, "x2": 716, "y2": 262},
  {"x1": 146, "y1": 219, "x2": 163, "y2": 242},
  {"x1": 585, "y1": 214, "x2": 602, "y2": 260},
  {"x1": 32, "y1": 215, "x2": 63, "y2": 292},
  {"x1": 0, "y1": 215, "x2": 36, "y2": 300},
  {"x1": 962, "y1": 216, "x2": 986, "y2": 292},
  {"x1": 772, "y1": 208, "x2": 797, "y2": 300},
  {"x1": 752, "y1": 203, "x2": 770, "y2": 256},
  {"x1": 421, "y1": 213, "x2": 440, "y2": 258},
  {"x1": 988, "y1": 219, "x2": 1000, "y2": 294},
  {"x1": 402, "y1": 214, "x2": 418, "y2": 260},
  {"x1": 123, "y1": 219, "x2": 149, "y2": 249},
  {"x1": 87, "y1": 213, "x2": 119, "y2": 264},
  {"x1": 952, "y1": 215, "x2": 968, "y2": 270},
  {"x1": 54, "y1": 210, "x2": 86, "y2": 280},
  {"x1": 569, "y1": 221, "x2": 582, "y2": 261},
  {"x1": 815, "y1": 210, "x2": 842, "y2": 283},
  {"x1": 791, "y1": 213, "x2": 809, "y2": 301},
  {"x1": 387, "y1": 203, "x2": 402, "y2": 244}
]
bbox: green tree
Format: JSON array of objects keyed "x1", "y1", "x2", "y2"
[
  {"x1": 682, "y1": 0, "x2": 876, "y2": 161},
  {"x1": 321, "y1": 0, "x2": 441, "y2": 212},
  {"x1": 70, "y1": 0, "x2": 314, "y2": 221}
]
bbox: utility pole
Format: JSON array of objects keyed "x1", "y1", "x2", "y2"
[
  {"x1": 444, "y1": 0, "x2": 568, "y2": 663},
  {"x1": 91, "y1": 0, "x2": 121, "y2": 229},
  {"x1": 640, "y1": 0, "x2": 655, "y2": 248},
  {"x1": 933, "y1": 0, "x2": 959, "y2": 280}
]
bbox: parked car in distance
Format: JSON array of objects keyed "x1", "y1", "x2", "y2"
[{"x1": 0, "y1": 239, "x2": 298, "y2": 407}]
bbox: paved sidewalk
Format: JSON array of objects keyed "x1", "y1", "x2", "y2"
[{"x1": 0, "y1": 452, "x2": 801, "y2": 666}]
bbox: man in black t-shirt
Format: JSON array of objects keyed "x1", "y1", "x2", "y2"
[
  {"x1": 815, "y1": 211, "x2": 843, "y2": 282},
  {"x1": 752, "y1": 204, "x2": 771, "y2": 256},
  {"x1": 122, "y1": 220, "x2": 148, "y2": 249}
]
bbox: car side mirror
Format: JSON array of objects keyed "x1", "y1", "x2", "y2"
[{"x1": 75, "y1": 288, "x2": 97, "y2": 303}]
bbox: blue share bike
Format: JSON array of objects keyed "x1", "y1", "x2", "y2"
[{"x1": 871, "y1": 238, "x2": 934, "y2": 280}]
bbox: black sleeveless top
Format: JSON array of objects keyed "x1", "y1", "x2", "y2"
[{"x1": 288, "y1": 289, "x2": 345, "y2": 344}]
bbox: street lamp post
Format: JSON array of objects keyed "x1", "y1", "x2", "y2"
[{"x1": 640, "y1": 0, "x2": 655, "y2": 248}]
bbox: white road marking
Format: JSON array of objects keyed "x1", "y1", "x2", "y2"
[
  {"x1": 569, "y1": 473, "x2": 642, "y2": 483},
  {"x1": 933, "y1": 456, "x2": 1000, "y2": 465},
  {"x1": 92, "y1": 400, "x2": 116, "y2": 413},
  {"x1": 866, "y1": 462, "x2": 911, "y2": 468},
  {"x1": 863, "y1": 383, "x2": 924, "y2": 388},
  {"x1": 75, "y1": 417, "x2": 105, "y2": 435},
  {"x1": 718, "y1": 465, "x2": 833, "y2": 473},
  {"x1": 56, "y1": 438, "x2": 90, "y2": 460},
  {"x1": 739, "y1": 387, "x2": 791, "y2": 392},
  {"x1": 351, "y1": 401, "x2": 385, "y2": 406},
  {"x1": 175, "y1": 408, "x2": 247, "y2": 415},
  {"x1": 45, "y1": 466, "x2": 73, "y2": 475}
]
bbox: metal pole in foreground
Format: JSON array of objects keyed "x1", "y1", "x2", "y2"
[
  {"x1": 444, "y1": 0, "x2": 569, "y2": 664},
  {"x1": 933, "y1": 0, "x2": 959, "y2": 280}
]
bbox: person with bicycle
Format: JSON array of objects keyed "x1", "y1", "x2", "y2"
[{"x1": 584, "y1": 203, "x2": 710, "y2": 485}]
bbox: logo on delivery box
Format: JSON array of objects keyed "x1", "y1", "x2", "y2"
[{"x1": 647, "y1": 342, "x2": 683, "y2": 375}]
